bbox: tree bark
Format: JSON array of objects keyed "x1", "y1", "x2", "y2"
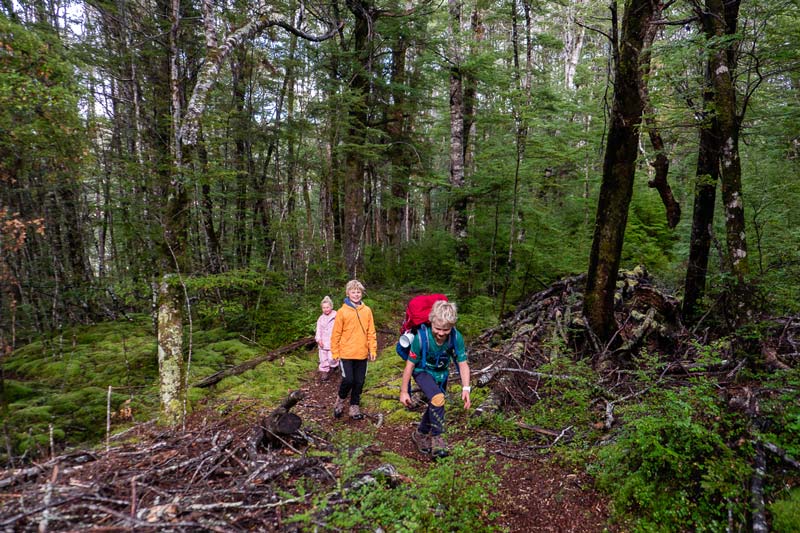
[
  {"x1": 448, "y1": 0, "x2": 469, "y2": 267},
  {"x1": 639, "y1": 15, "x2": 680, "y2": 229},
  {"x1": 706, "y1": 0, "x2": 748, "y2": 281},
  {"x1": 682, "y1": 83, "x2": 720, "y2": 319},
  {"x1": 157, "y1": 275, "x2": 184, "y2": 425},
  {"x1": 583, "y1": 0, "x2": 655, "y2": 343},
  {"x1": 342, "y1": 0, "x2": 374, "y2": 277}
]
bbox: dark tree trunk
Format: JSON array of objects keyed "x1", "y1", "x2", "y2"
[
  {"x1": 682, "y1": 84, "x2": 721, "y2": 319},
  {"x1": 583, "y1": 0, "x2": 655, "y2": 343},
  {"x1": 231, "y1": 47, "x2": 252, "y2": 269},
  {"x1": 385, "y1": 31, "x2": 410, "y2": 248},
  {"x1": 639, "y1": 14, "x2": 680, "y2": 229},
  {"x1": 198, "y1": 134, "x2": 223, "y2": 274},
  {"x1": 342, "y1": 0, "x2": 373, "y2": 277},
  {"x1": 449, "y1": 0, "x2": 469, "y2": 267}
]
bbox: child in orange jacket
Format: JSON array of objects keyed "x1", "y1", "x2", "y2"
[{"x1": 330, "y1": 279, "x2": 378, "y2": 419}]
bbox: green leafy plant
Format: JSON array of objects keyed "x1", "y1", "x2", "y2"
[
  {"x1": 294, "y1": 442, "x2": 500, "y2": 532},
  {"x1": 769, "y1": 488, "x2": 800, "y2": 533},
  {"x1": 593, "y1": 392, "x2": 749, "y2": 532}
]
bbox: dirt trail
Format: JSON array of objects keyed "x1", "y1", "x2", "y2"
[{"x1": 292, "y1": 353, "x2": 616, "y2": 533}]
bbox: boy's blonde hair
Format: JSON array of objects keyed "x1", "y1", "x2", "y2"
[
  {"x1": 321, "y1": 295, "x2": 333, "y2": 307},
  {"x1": 429, "y1": 300, "x2": 458, "y2": 327},
  {"x1": 345, "y1": 279, "x2": 365, "y2": 294}
]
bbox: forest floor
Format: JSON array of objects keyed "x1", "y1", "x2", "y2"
[
  {"x1": 0, "y1": 338, "x2": 618, "y2": 532},
  {"x1": 293, "y1": 342, "x2": 618, "y2": 533}
]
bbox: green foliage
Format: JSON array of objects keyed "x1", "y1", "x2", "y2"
[
  {"x1": 292, "y1": 443, "x2": 500, "y2": 532},
  {"x1": 622, "y1": 191, "x2": 680, "y2": 274},
  {"x1": 0, "y1": 17, "x2": 85, "y2": 172},
  {"x1": 593, "y1": 385, "x2": 749, "y2": 532},
  {"x1": 521, "y1": 359, "x2": 598, "y2": 434},
  {"x1": 770, "y1": 488, "x2": 800, "y2": 533},
  {"x1": 754, "y1": 369, "x2": 800, "y2": 459},
  {"x1": 2, "y1": 318, "x2": 159, "y2": 458},
  {"x1": 364, "y1": 231, "x2": 459, "y2": 288}
]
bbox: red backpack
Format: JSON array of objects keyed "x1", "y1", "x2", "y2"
[
  {"x1": 396, "y1": 293, "x2": 452, "y2": 363},
  {"x1": 401, "y1": 294, "x2": 448, "y2": 333}
]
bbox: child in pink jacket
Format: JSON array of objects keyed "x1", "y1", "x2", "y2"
[{"x1": 315, "y1": 296, "x2": 338, "y2": 381}]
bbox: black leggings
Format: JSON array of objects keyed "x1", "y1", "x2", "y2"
[{"x1": 338, "y1": 359, "x2": 368, "y2": 405}]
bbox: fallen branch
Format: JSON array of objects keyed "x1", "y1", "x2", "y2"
[
  {"x1": 761, "y1": 441, "x2": 800, "y2": 470},
  {"x1": 194, "y1": 337, "x2": 315, "y2": 388}
]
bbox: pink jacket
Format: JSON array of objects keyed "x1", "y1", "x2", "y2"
[{"x1": 315, "y1": 310, "x2": 337, "y2": 351}]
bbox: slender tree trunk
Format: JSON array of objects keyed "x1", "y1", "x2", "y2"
[
  {"x1": 386, "y1": 30, "x2": 410, "y2": 248},
  {"x1": 564, "y1": 0, "x2": 586, "y2": 90},
  {"x1": 583, "y1": 0, "x2": 655, "y2": 344},
  {"x1": 639, "y1": 14, "x2": 680, "y2": 228},
  {"x1": 449, "y1": 0, "x2": 469, "y2": 266},
  {"x1": 197, "y1": 134, "x2": 223, "y2": 274},
  {"x1": 683, "y1": 52, "x2": 721, "y2": 320},
  {"x1": 157, "y1": 275, "x2": 184, "y2": 425}
]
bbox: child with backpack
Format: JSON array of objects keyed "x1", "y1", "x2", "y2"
[
  {"x1": 399, "y1": 300, "x2": 471, "y2": 458},
  {"x1": 314, "y1": 296, "x2": 338, "y2": 382},
  {"x1": 330, "y1": 280, "x2": 378, "y2": 420}
]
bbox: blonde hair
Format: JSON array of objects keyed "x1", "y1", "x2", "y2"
[
  {"x1": 429, "y1": 300, "x2": 457, "y2": 327},
  {"x1": 321, "y1": 295, "x2": 333, "y2": 307},
  {"x1": 345, "y1": 279, "x2": 365, "y2": 294}
]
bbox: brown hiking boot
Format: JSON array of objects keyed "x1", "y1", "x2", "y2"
[
  {"x1": 430, "y1": 434, "x2": 449, "y2": 459},
  {"x1": 319, "y1": 371, "x2": 330, "y2": 382},
  {"x1": 333, "y1": 397, "x2": 346, "y2": 419},
  {"x1": 411, "y1": 429, "x2": 431, "y2": 455},
  {"x1": 349, "y1": 404, "x2": 365, "y2": 420}
]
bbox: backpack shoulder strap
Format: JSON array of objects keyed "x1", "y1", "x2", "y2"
[
  {"x1": 419, "y1": 323, "x2": 429, "y2": 368},
  {"x1": 447, "y1": 327, "x2": 458, "y2": 361}
]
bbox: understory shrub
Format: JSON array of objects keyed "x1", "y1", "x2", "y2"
[
  {"x1": 594, "y1": 411, "x2": 748, "y2": 532},
  {"x1": 292, "y1": 443, "x2": 499, "y2": 532}
]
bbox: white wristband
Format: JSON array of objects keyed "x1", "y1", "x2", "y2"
[{"x1": 462, "y1": 386, "x2": 471, "y2": 392}]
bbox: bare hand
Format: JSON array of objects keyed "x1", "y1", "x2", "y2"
[{"x1": 399, "y1": 391, "x2": 412, "y2": 407}]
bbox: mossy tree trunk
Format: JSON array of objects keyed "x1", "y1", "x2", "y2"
[
  {"x1": 703, "y1": 0, "x2": 749, "y2": 281},
  {"x1": 684, "y1": 0, "x2": 747, "y2": 321},
  {"x1": 583, "y1": 0, "x2": 655, "y2": 343},
  {"x1": 157, "y1": 275, "x2": 185, "y2": 425}
]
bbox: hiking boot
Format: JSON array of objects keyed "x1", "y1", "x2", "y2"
[
  {"x1": 319, "y1": 371, "x2": 330, "y2": 382},
  {"x1": 411, "y1": 429, "x2": 431, "y2": 455},
  {"x1": 430, "y1": 434, "x2": 449, "y2": 459},
  {"x1": 349, "y1": 404, "x2": 365, "y2": 420},
  {"x1": 333, "y1": 397, "x2": 346, "y2": 419}
]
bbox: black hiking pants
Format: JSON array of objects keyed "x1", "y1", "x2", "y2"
[{"x1": 338, "y1": 359, "x2": 367, "y2": 405}]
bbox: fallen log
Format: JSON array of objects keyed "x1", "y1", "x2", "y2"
[{"x1": 194, "y1": 337, "x2": 316, "y2": 388}]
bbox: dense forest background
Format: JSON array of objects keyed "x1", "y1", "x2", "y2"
[{"x1": 2, "y1": 0, "x2": 800, "y2": 529}]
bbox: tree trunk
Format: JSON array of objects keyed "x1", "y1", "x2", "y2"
[
  {"x1": 157, "y1": 275, "x2": 184, "y2": 425},
  {"x1": 705, "y1": 0, "x2": 748, "y2": 281},
  {"x1": 682, "y1": 77, "x2": 721, "y2": 319},
  {"x1": 583, "y1": 0, "x2": 655, "y2": 343},
  {"x1": 449, "y1": 0, "x2": 469, "y2": 266},
  {"x1": 639, "y1": 14, "x2": 680, "y2": 229},
  {"x1": 385, "y1": 30, "x2": 410, "y2": 248},
  {"x1": 342, "y1": 0, "x2": 373, "y2": 277}
]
